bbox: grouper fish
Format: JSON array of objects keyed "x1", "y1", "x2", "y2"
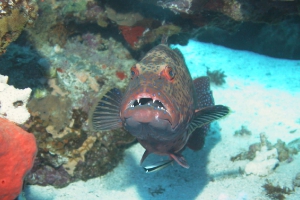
[{"x1": 89, "y1": 43, "x2": 229, "y2": 169}]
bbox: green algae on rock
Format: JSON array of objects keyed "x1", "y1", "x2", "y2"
[{"x1": 0, "y1": 0, "x2": 38, "y2": 55}]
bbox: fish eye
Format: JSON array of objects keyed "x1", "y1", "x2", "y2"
[
  {"x1": 130, "y1": 65, "x2": 139, "y2": 79},
  {"x1": 168, "y1": 68, "x2": 175, "y2": 78},
  {"x1": 161, "y1": 65, "x2": 175, "y2": 81},
  {"x1": 131, "y1": 70, "x2": 135, "y2": 76}
]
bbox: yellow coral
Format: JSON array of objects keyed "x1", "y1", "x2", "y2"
[{"x1": 63, "y1": 136, "x2": 97, "y2": 176}]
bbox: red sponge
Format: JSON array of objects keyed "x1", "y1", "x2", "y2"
[{"x1": 0, "y1": 118, "x2": 37, "y2": 200}]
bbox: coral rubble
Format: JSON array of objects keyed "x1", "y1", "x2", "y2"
[
  {"x1": 244, "y1": 145, "x2": 279, "y2": 176},
  {"x1": 0, "y1": 74, "x2": 32, "y2": 124},
  {"x1": 294, "y1": 172, "x2": 300, "y2": 187},
  {"x1": 244, "y1": 134, "x2": 279, "y2": 176},
  {"x1": 231, "y1": 131, "x2": 298, "y2": 163},
  {"x1": 0, "y1": 118, "x2": 37, "y2": 200},
  {"x1": 206, "y1": 68, "x2": 226, "y2": 86},
  {"x1": 234, "y1": 125, "x2": 251, "y2": 137},
  {"x1": 263, "y1": 180, "x2": 293, "y2": 200}
]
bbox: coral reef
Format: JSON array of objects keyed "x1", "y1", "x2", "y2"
[
  {"x1": 262, "y1": 180, "x2": 293, "y2": 200},
  {"x1": 134, "y1": 24, "x2": 181, "y2": 49},
  {"x1": 106, "y1": 6, "x2": 143, "y2": 26},
  {"x1": 25, "y1": 0, "x2": 183, "y2": 50},
  {"x1": 19, "y1": 33, "x2": 136, "y2": 188},
  {"x1": 274, "y1": 139, "x2": 297, "y2": 162},
  {"x1": 0, "y1": 0, "x2": 299, "y2": 191},
  {"x1": 21, "y1": 0, "x2": 300, "y2": 57},
  {"x1": 119, "y1": 25, "x2": 146, "y2": 49},
  {"x1": 157, "y1": 0, "x2": 195, "y2": 14},
  {"x1": 0, "y1": 118, "x2": 37, "y2": 200},
  {"x1": 62, "y1": 136, "x2": 97, "y2": 176},
  {"x1": 119, "y1": 24, "x2": 181, "y2": 49},
  {"x1": 154, "y1": 0, "x2": 300, "y2": 23},
  {"x1": 27, "y1": 95, "x2": 72, "y2": 133},
  {"x1": 48, "y1": 35, "x2": 135, "y2": 107},
  {"x1": 24, "y1": 0, "x2": 101, "y2": 48},
  {"x1": 0, "y1": 74, "x2": 32, "y2": 124},
  {"x1": 25, "y1": 107, "x2": 135, "y2": 187},
  {"x1": 0, "y1": 0, "x2": 38, "y2": 55}
]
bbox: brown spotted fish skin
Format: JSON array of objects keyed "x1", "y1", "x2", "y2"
[{"x1": 120, "y1": 44, "x2": 196, "y2": 157}]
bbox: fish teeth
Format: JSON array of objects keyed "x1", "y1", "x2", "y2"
[
  {"x1": 137, "y1": 99, "x2": 140, "y2": 103},
  {"x1": 153, "y1": 99, "x2": 155, "y2": 103}
]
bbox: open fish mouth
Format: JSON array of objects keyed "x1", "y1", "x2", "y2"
[
  {"x1": 120, "y1": 85, "x2": 180, "y2": 131},
  {"x1": 130, "y1": 98, "x2": 167, "y2": 111},
  {"x1": 121, "y1": 90, "x2": 177, "y2": 129},
  {"x1": 124, "y1": 95, "x2": 172, "y2": 123}
]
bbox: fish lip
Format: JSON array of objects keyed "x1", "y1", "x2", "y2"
[{"x1": 121, "y1": 89, "x2": 178, "y2": 128}]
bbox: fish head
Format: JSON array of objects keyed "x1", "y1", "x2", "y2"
[
  {"x1": 120, "y1": 45, "x2": 194, "y2": 143},
  {"x1": 120, "y1": 64, "x2": 179, "y2": 140}
]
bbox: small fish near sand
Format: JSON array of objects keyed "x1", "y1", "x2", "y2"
[
  {"x1": 144, "y1": 160, "x2": 174, "y2": 173},
  {"x1": 89, "y1": 42, "x2": 229, "y2": 171}
]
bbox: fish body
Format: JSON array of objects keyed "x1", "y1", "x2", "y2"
[{"x1": 90, "y1": 44, "x2": 229, "y2": 168}]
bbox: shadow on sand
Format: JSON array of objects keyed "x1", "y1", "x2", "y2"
[{"x1": 107, "y1": 122, "x2": 224, "y2": 200}]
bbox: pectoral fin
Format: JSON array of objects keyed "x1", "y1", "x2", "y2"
[
  {"x1": 89, "y1": 88, "x2": 123, "y2": 131},
  {"x1": 188, "y1": 105, "x2": 229, "y2": 136},
  {"x1": 140, "y1": 149, "x2": 151, "y2": 165},
  {"x1": 186, "y1": 126, "x2": 207, "y2": 150}
]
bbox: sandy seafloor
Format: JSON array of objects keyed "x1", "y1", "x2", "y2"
[{"x1": 24, "y1": 40, "x2": 300, "y2": 200}]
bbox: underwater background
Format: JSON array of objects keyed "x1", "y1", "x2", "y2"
[{"x1": 0, "y1": 0, "x2": 300, "y2": 200}]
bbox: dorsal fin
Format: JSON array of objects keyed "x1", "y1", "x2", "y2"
[
  {"x1": 187, "y1": 77, "x2": 229, "y2": 150},
  {"x1": 193, "y1": 76, "x2": 215, "y2": 109},
  {"x1": 173, "y1": 48, "x2": 185, "y2": 60}
]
